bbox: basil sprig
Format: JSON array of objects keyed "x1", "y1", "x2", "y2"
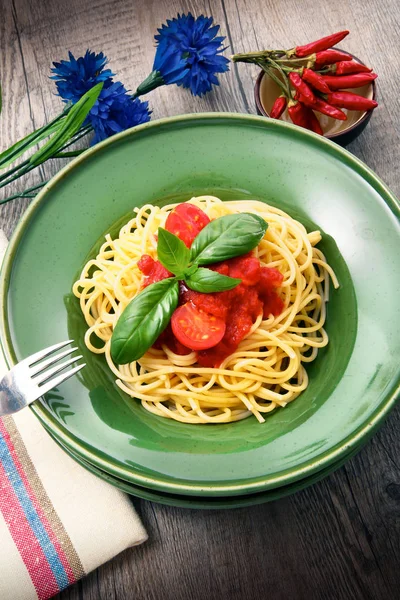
[
  {"x1": 110, "y1": 212, "x2": 268, "y2": 364},
  {"x1": 156, "y1": 227, "x2": 244, "y2": 293}
]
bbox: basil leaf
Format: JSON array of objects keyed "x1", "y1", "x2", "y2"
[
  {"x1": 190, "y1": 213, "x2": 267, "y2": 266},
  {"x1": 157, "y1": 228, "x2": 190, "y2": 276},
  {"x1": 185, "y1": 268, "x2": 241, "y2": 293},
  {"x1": 111, "y1": 277, "x2": 179, "y2": 364}
]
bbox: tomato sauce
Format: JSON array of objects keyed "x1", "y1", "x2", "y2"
[
  {"x1": 137, "y1": 204, "x2": 285, "y2": 367},
  {"x1": 137, "y1": 255, "x2": 171, "y2": 287},
  {"x1": 180, "y1": 254, "x2": 284, "y2": 366}
]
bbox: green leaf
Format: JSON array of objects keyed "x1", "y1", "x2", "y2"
[
  {"x1": 111, "y1": 277, "x2": 179, "y2": 364},
  {"x1": 185, "y1": 268, "x2": 241, "y2": 293},
  {"x1": 0, "y1": 118, "x2": 64, "y2": 170},
  {"x1": 29, "y1": 82, "x2": 102, "y2": 166},
  {"x1": 157, "y1": 228, "x2": 190, "y2": 276},
  {"x1": 190, "y1": 213, "x2": 268, "y2": 266}
]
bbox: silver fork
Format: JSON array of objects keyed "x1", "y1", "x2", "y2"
[{"x1": 0, "y1": 340, "x2": 85, "y2": 417}]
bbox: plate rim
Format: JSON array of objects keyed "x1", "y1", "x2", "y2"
[
  {"x1": 52, "y1": 429, "x2": 365, "y2": 509},
  {"x1": 1, "y1": 112, "x2": 399, "y2": 495}
]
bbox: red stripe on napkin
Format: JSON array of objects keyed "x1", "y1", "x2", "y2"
[
  {"x1": 0, "y1": 456, "x2": 60, "y2": 598},
  {"x1": 0, "y1": 419, "x2": 77, "y2": 586}
]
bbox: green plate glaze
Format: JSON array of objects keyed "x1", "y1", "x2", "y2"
[
  {"x1": 0, "y1": 114, "x2": 399, "y2": 497},
  {"x1": 53, "y1": 432, "x2": 368, "y2": 510}
]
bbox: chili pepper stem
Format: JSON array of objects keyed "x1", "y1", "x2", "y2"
[
  {"x1": 286, "y1": 48, "x2": 297, "y2": 58},
  {"x1": 261, "y1": 65, "x2": 291, "y2": 98},
  {"x1": 264, "y1": 58, "x2": 293, "y2": 98},
  {"x1": 270, "y1": 62, "x2": 302, "y2": 74},
  {"x1": 231, "y1": 50, "x2": 285, "y2": 63},
  {"x1": 272, "y1": 55, "x2": 315, "y2": 67}
]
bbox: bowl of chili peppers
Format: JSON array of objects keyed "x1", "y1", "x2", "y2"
[{"x1": 233, "y1": 31, "x2": 378, "y2": 145}]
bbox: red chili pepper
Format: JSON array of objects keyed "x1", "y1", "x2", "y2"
[
  {"x1": 306, "y1": 109, "x2": 323, "y2": 135},
  {"x1": 289, "y1": 72, "x2": 317, "y2": 104},
  {"x1": 321, "y1": 73, "x2": 377, "y2": 89},
  {"x1": 288, "y1": 102, "x2": 313, "y2": 130},
  {"x1": 327, "y1": 91, "x2": 378, "y2": 111},
  {"x1": 293, "y1": 91, "x2": 315, "y2": 108},
  {"x1": 302, "y1": 68, "x2": 331, "y2": 93},
  {"x1": 294, "y1": 92, "x2": 347, "y2": 120},
  {"x1": 334, "y1": 61, "x2": 372, "y2": 75},
  {"x1": 295, "y1": 30, "x2": 349, "y2": 57},
  {"x1": 314, "y1": 49, "x2": 352, "y2": 68},
  {"x1": 288, "y1": 101, "x2": 323, "y2": 134},
  {"x1": 312, "y1": 98, "x2": 347, "y2": 120},
  {"x1": 270, "y1": 95, "x2": 287, "y2": 119}
]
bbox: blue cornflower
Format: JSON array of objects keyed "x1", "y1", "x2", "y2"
[
  {"x1": 88, "y1": 81, "x2": 151, "y2": 144},
  {"x1": 152, "y1": 44, "x2": 188, "y2": 86},
  {"x1": 51, "y1": 50, "x2": 114, "y2": 103},
  {"x1": 136, "y1": 13, "x2": 229, "y2": 97}
]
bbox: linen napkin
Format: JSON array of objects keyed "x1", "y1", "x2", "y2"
[{"x1": 0, "y1": 230, "x2": 147, "y2": 600}]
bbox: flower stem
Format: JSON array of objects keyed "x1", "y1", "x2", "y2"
[
  {"x1": 0, "y1": 123, "x2": 92, "y2": 203},
  {"x1": 0, "y1": 182, "x2": 47, "y2": 205},
  {"x1": 0, "y1": 163, "x2": 38, "y2": 192},
  {"x1": 0, "y1": 108, "x2": 88, "y2": 188},
  {"x1": 0, "y1": 158, "x2": 30, "y2": 184},
  {"x1": 0, "y1": 108, "x2": 68, "y2": 169},
  {"x1": 0, "y1": 163, "x2": 35, "y2": 189},
  {"x1": 53, "y1": 150, "x2": 84, "y2": 158}
]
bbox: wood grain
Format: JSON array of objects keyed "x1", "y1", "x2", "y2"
[{"x1": 0, "y1": 0, "x2": 399, "y2": 598}]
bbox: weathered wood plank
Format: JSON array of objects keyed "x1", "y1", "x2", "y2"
[{"x1": 1, "y1": 0, "x2": 399, "y2": 599}]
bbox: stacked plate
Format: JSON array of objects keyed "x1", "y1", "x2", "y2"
[{"x1": 1, "y1": 115, "x2": 399, "y2": 509}]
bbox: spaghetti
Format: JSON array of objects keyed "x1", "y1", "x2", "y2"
[{"x1": 73, "y1": 196, "x2": 339, "y2": 424}]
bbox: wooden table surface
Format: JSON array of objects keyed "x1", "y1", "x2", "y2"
[{"x1": 1, "y1": 0, "x2": 399, "y2": 598}]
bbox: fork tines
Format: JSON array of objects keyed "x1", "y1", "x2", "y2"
[{"x1": 28, "y1": 340, "x2": 85, "y2": 393}]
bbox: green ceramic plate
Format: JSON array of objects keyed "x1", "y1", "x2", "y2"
[
  {"x1": 1, "y1": 114, "x2": 399, "y2": 497},
  {"x1": 53, "y1": 432, "x2": 367, "y2": 510}
]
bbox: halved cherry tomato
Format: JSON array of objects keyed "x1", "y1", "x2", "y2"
[
  {"x1": 171, "y1": 302, "x2": 226, "y2": 351},
  {"x1": 165, "y1": 203, "x2": 210, "y2": 248}
]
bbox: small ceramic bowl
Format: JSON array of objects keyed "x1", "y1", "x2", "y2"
[{"x1": 254, "y1": 51, "x2": 376, "y2": 145}]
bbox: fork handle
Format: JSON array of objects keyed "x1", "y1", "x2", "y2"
[{"x1": 0, "y1": 378, "x2": 29, "y2": 416}]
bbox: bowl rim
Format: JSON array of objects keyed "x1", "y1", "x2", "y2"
[
  {"x1": 254, "y1": 50, "x2": 377, "y2": 139},
  {"x1": 0, "y1": 112, "x2": 399, "y2": 495}
]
